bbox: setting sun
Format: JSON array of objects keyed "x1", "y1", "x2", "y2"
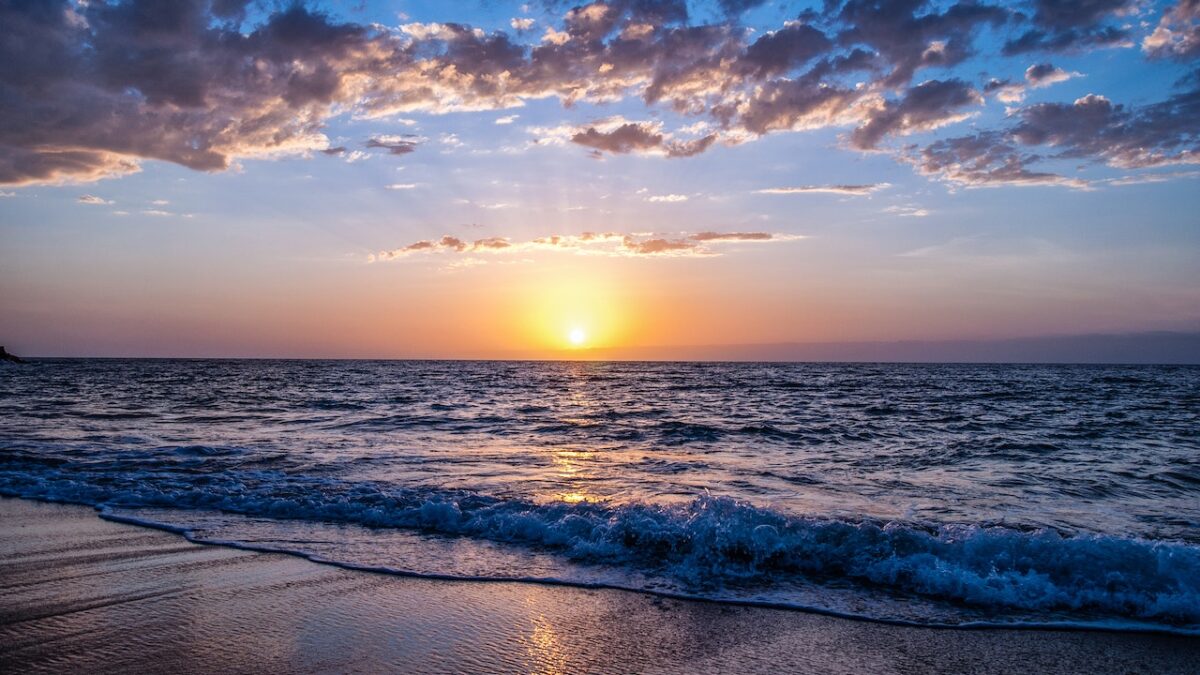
[{"x1": 568, "y1": 327, "x2": 587, "y2": 347}]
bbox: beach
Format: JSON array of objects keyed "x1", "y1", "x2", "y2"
[{"x1": 2, "y1": 498, "x2": 1197, "y2": 674}]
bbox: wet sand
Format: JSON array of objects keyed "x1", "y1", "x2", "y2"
[{"x1": 2, "y1": 498, "x2": 1197, "y2": 674}]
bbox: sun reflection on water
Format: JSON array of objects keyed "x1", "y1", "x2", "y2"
[
  {"x1": 548, "y1": 448, "x2": 600, "y2": 505},
  {"x1": 522, "y1": 593, "x2": 569, "y2": 675}
]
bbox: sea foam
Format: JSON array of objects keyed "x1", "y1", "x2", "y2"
[{"x1": 2, "y1": 461, "x2": 1197, "y2": 631}]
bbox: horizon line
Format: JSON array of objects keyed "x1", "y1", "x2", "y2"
[{"x1": 8, "y1": 330, "x2": 1200, "y2": 365}]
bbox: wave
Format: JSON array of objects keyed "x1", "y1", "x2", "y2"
[{"x1": 1, "y1": 458, "x2": 1198, "y2": 633}]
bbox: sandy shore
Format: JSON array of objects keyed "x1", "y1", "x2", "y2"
[{"x1": 1, "y1": 498, "x2": 1197, "y2": 674}]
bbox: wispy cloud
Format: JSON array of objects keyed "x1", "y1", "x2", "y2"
[
  {"x1": 78, "y1": 194, "x2": 113, "y2": 205},
  {"x1": 689, "y1": 231, "x2": 776, "y2": 241},
  {"x1": 898, "y1": 235, "x2": 1077, "y2": 267},
  {"x1": 884, "y1": 205, "x2": 931, "y2": 218},
  {"x1": 647, "y1": 194, "x2": 688, "y2": 203},
  {"x1": 1104, "y1": 170, "x2": 1200, "y2": 186},
  {"x1": 366, "y1": 135, "x2": 423, "y2": 156},
  {"x1": 755, "y1": 184, "x2": 890, "y2": 196},
  {"x1": 141, "y1": 209, "x2": 192, "y2": 218},
  {"x1": 369, "y1": 230, "x2": 804, "y2": 262}
]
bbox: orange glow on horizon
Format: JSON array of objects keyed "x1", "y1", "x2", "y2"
[{"x1": 509, "y1": 265, "x2": 635, "y2": 356}]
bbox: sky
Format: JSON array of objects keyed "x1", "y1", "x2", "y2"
[{"x1": 1, "y1": 0, "x2": 1198, "y2": 359}]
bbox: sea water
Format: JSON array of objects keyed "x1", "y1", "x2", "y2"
[{"x1": 1, "y1": 360, "x2": 1197, "y2": 632}]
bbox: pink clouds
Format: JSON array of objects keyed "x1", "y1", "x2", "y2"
[{"x1": 369, "y1": 230, "x2": 802, "y2": 261}]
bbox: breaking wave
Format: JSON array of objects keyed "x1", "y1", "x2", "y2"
[{"x1": 2, "y1": 457, "x2": 1197, "y2": 633}]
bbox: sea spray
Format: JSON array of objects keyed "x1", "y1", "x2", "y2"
[{"x1": 2, "y1": 460, "x2": 1197, "y2": 629}]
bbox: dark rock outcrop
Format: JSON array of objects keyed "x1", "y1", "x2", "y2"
[{"x1": 0, "y1": 346, "x2": 28, "y2": 364}]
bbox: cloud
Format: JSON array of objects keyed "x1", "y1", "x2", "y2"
[
  {"x1": 471, "y1": 236, "x2": 513, "y2": 250},
  {"x1": 386, "y1": 183, "x2": 418, "y2": 190},
  {"x1": 1143, "y1": 0, "x2": 1200, "y2": 59},
  {"x1": 573, "y1": 123, "x2": 663, "y2": 153},
  {"x1": 566, "y1": 120, "x2": 717, "y2": 158},
  {"x1": 495, "y1": 115, "x2": 520, "y2": 125},
  {"x1": 984, "y1": 77, "x2": 1027, "y2": 104},
  {"x1": 0, "y1": 3, "x2": 355, "y2": 185},
  {"x1": 1003, "y1": 0, "x2": 1136, "y2": 55},
  {"x1": 831, "y1": 0, "x2": 1010, "y2": 87},
  {"x1": 77, "y1": 194, "x2": 113, "y2": 205},
  {"x1": 884, "y1": 205, "x2": 931, "y2": 217},
  {"x1": 373, "y1": 235, "x2": 468, "y2": 260},
  {"x1": 1024, "y1": 63, "x2": 1078, "y2": 88},
  {"x1": 755, "y1": 183, "x2": 889, "y2": 196},
  {"x1": 737, "y1": 22, "x2": 832, "y2": 79},
  {"x1": 366, "y1": 136, "x2": 422, "y2": 156},
  {"x1": 0, "y1": 0, "x2": 1184, "y2": 190},
  {"x1": 621, "y1": 237, "x2": 703, "y2": 255},
  {"x1": 1012, "y1": 92, "x2": 1200, "y2": 169},
  {"x1": 6, "y1": 0, "x2": 1002, "y2": 185},
  {"x1": 985, "y1": 64, "x2": 1078, "y2": 104},
  {"x1": 689, "y1": 231, "x2": 775, "y2": 241},
  {"x1": 647, "y1": 193, "x2": 688, "y2": 202},
  {"x1": 715, "y1": 0, "x2": 770, "y2": 15},
  {"x1": 849, "y1": 79, "x2": 983, "y2": 150},
  {"x1": 731, "y1": 76, "x2": 867, "y2": 136},
  {"x1": 909, "y1": 75, "x2": 1200, "y2": 187},
  {"x1": 1105, "y1": 169, "x2": 1200, "y2": 185},
  {"x1": 1, "y1": 149, "x2": 141, "y2": 186},
  {"x1": 370, "y1": 229, "x2": 802, "y2": 261},
  {"x1": 896, "y1": 235, "x2": 1076, "y2": 266},
  {"x1": 908, "y1": 131, "x2": 1092, "y2": 189}
]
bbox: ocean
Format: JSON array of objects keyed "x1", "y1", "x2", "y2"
[{"x1": 1, "y1": 359, "x2": 1198, "y2": 633}]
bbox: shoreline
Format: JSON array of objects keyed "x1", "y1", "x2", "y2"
[
  {"x1": 2, "y1": 497, "x2": 1198, "y2": 674},
  {"x1": 76, "y1": 500, "x2": 1200, "y2": 638}
]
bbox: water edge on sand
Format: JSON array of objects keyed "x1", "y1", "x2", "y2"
[{"x1": 2, "y1": 497, "x2": 1198, "y2": 674}]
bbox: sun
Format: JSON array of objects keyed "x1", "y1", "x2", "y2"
[{"x1": 568, "y1": 327, "x2": 587, "y2": 347}]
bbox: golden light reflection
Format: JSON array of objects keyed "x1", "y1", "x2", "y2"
[
  {"x1": 550, "y1": 448, "x2": 598, "y2": 505},
  {"x1": 552, "y1": 448, "x2": 595, "y2": 471},
  {"x1": 524, "y1": 607, "x2": 569, "y2": 675}
]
